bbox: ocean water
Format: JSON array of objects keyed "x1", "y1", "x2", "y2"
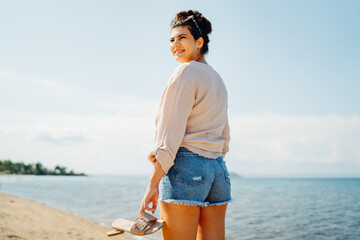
[{"x1": 1, "y1": 175, "x2": 359, "y2": 240}]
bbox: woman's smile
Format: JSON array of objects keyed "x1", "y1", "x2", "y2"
[{"x1": 174, "y1": 49, "x2": 185, "y2": 55}]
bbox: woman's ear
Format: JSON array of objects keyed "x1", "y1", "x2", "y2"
[{"x1": 197, "y1": 37, "x2": 204, "y2": 50}]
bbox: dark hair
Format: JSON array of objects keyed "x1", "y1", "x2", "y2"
[{"x1": 170, "y1": 10, "x2": 212, "y2": 55}]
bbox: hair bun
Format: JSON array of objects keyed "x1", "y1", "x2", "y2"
[{"x1": 193, "y1": 12, "x2": 212, "y2": 36}]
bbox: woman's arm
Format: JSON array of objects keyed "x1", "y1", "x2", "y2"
[
  {"x1": 139, "y1": 160, "x2": 165, "y2": 214},
  {"x1": 141, "y1": 64, "x2": 193, "y2": 214},
  {"x1": 148, "y1": 64, "x2": 195, "y2": 174}
]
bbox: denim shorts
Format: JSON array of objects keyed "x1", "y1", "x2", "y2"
[{"x1": 159, "y1": 147, "x2": 231, "y2": 207}]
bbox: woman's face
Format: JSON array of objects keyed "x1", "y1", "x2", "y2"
[{"x1": 170, "y1": 26, "x2": 204, "y2": 63}]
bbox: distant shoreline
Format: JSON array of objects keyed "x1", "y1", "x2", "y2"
[
  {"x1": 0, "y1": 160, "x2": 86, "y2": 176},
  {"x1": 0, "y1": 172, "x2": 87, "y2": 176}
]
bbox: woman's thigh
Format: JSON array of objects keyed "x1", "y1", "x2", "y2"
[
  {"x1": 160, "y1": 202, "x2": 200, "y2": 240},
  {"x1": 197, "y1": 204, "x2": 228, "y2": 240}
]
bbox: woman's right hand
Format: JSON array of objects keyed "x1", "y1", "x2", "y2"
[
  {"x1": 139, "y1": 160, "x2": 165, "y2": 215},
  {"x1": 140, "y1": 184, "x2": 159, "y2": 215}
]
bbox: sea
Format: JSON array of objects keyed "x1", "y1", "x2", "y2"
[{"x1": 1, "y1": 175, "x2": 359, "y2": 240}]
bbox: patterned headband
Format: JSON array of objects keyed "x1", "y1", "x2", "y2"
[{"x1": 183, "y1": 15, "x2": 203, "y2": 36}]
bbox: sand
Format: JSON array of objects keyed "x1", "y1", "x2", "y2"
[{"x1": 0, "y1": 193, "x2": 134, "y2": 240}]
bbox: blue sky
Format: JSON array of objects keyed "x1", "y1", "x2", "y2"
[{"x1": 1, "y1": 0, "x2": 359, "y2": 176}]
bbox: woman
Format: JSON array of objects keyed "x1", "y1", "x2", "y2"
[{"x1": 140, "y1": 10, "x2": 231, "y2": 240}]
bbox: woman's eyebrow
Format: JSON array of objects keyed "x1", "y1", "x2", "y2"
[{"x1": 170, "y1": 33, "x2": 188, "y2": 40}]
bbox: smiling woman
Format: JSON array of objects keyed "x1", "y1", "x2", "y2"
[
  {"x1": 169, "y1": 11, "x2": 212, "y2": 63},
  {"x1": 139, "y1": 10, "x2": 231, "y2": 240}
]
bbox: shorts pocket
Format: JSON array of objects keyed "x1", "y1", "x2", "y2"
[
  {"x1": 219, "y1": 159, "x2": 231, "y2": 185},
  {"x1": 174, "y1": 157, "x2": 205, "y2": 187}
]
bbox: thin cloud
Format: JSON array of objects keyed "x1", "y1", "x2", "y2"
[
  {"x1": 227, "y1": 114, "x2": 360, "y2": 176},
  {"x1": 36, "y1": 132, "x2": 85, "y2": 145},
  {"x1": 1, "y1": 111, "x2": 359, "y2": 176}
]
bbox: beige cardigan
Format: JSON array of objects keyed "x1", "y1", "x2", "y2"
[{"x1": 148, "y1": 61, "x2": 230, "y2": 173}]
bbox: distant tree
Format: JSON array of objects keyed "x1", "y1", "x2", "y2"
[
  {"x1": 14, "y1": 162, "x2": 26, "y2": 174},
  {"x1": 54, "y1": 165, "x2": 61, "y2": 175},
  {"x1": 2, "y1": 160, "x2": 13, "y2": 174},
  {"x1": 60, "y1": 166, "x2": 67, "y2": 175},
  {"x1": 54, "y1": 165, "x2": 67, "y2": 175},
  {"x1": 24, "y1": 164, "x2": 35, "y2": 174},
  {"x1": 35, "y1": 162, "x2": 46, "y2": 175}
]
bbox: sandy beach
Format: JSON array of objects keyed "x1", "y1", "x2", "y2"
[{"x1": 0, "y1": 193, "x2": 134, "y2": 240}]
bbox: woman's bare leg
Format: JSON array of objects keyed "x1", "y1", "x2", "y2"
[
  {"x1": 196, "y1": 204, "x2": 228, "y2": 240},
  {"x1": 159, "y1": 202, "x2": 200, "y2": 240}
]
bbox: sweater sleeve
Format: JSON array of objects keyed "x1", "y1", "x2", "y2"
[
  {"x1": 148, "y1": 65, "x2": 195, "y2": 173},
  {"x1": 221, "y1": 110, "x2": 230, "y2": 157}
]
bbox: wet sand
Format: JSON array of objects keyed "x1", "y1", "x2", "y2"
[{"x1": 0, "y1": 193, "x2": 134, "y2": 240}]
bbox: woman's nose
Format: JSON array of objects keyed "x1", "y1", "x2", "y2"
[{"x1": 172, "y1": 39, "x2": 180, "y2": 46}]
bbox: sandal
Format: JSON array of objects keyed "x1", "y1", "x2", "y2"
[
  {"x1": 106, "y1": 229, "x2": 124, "y2": 237},
  {"x1": 107, "y1": 212, "x2": 164, "y2": 236}
]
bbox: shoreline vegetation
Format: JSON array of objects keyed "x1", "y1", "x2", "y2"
[{"x1": 0, "y1": 159, "x2": 86, "y2": 176}]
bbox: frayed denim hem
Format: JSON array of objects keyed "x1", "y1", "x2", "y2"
[
  {"x1": 160, "y1": 199, "x2": 209, "y2": 207},
  {"x1": 207, "y1": 198, "x2": 232, "y2": 206},
  {"x1": 159, "y1": 198, "x2": 232, "y2": 207}
]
